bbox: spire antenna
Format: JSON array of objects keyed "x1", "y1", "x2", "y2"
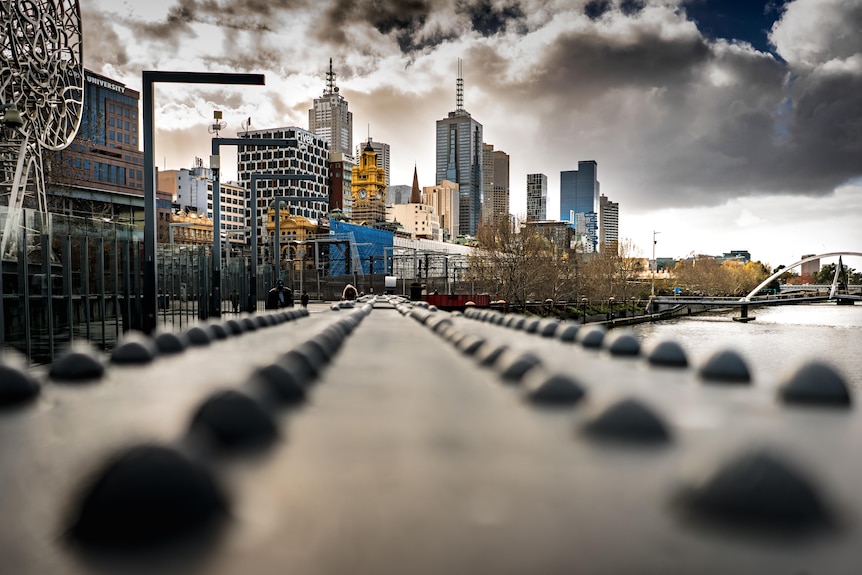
[
  {"x1": 456, "y1": 58, "x2": 464, "y2": 112},
  {"x1": 325, "y1": 58, "x2": 337, "y2": 95}
]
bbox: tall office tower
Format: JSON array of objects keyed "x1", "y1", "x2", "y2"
[
  {"x1": 422, "y1": 180, "x2": 459, "y2": 242},
  {"x1": 482, "y1": 143, "x2": 510, "y2": 227},
  {"x1": 236, "y1": 127, "x2": 330, "y2": 265},
  {"x1": 561, "y1": 160, "x2": 600, "y2": 253},
  {"x1": 356, "y1": 138, "x2": 390, "y2": 187},
  {"x1": 436, "y1": 59, "x2": 483, "y2": 237},
  {"x1": 308, "y1": 59, "x2": 353, "y2": 156},
  {"x1": 526, "y1": 173, "x2": 548, "y2": 221},
  {"x1": 599, "y1": 193, "x2": 619, "y2": 252}
]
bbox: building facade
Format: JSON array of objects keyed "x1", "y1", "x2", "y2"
[
  {"x1": 236, "y1": 127, "x2": 330, "y2": 265},
  {"x1": 526, "y1": 173, "x2": 547, "y2": 221},
  {"x1": 575, "y1": 211, "x2": 598, "y2": 254},
  {"x1": 387, "y1": 203, "x2": 441, "y2": 241},
  {"x1": 436, "y1": 63, "x2": 483, "y2": 237},
  {"x1": 329, "y1": 151, "x2": 354, "y2": 213},
  {"x1": 422, "y1": 179, "x2": 459, "y2": 242},
  {"x1": 481, "y1": 143, "x2": 509, "y2": 228},
  {"x1": 356, "y1": 138, "x2": 390, "y2": 187},
  {"x1": 561, "y1": 160, "x2": 600, "y2": 253},
  {"x1": 598, "y1": 193, "x2": 619, "y2": 252},
  {"x1": 308, "y1": 59, "x2": 352, "y2": 156}
]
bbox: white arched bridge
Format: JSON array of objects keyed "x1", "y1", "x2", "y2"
[{"x1": 650, "y1": 252, "x2": 862, "y2": 322}]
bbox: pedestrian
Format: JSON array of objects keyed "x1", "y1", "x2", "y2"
[
  {"x1": 265, "y1": 279, "x2": 288, "y2": 310},
  {"x1": 301, "y1": 290, "x2": 309, "y2": 308},
  {"x1": 230, "y1": 289, "x2": 240, "y2": 313},
  {"x1": 342, "y1": 284, "x2": 357, "y2": 300}
]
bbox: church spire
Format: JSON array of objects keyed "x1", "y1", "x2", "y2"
[{"x1": 410, "y1": 164, "x2": 421, "y2": 204}]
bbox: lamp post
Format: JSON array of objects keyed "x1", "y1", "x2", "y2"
[
  {"x1": 651, "y1": 230, "x2": 660, "y2": 297},
  {"x1": 631, "y1": 296, "x2": 637, "y2": 318},
  {"x1": 581, "y1": 297, "x2": 588, "y2": 324},
  {"x1": 608, "y1": 296, "x2": 615, "y2": 320}
]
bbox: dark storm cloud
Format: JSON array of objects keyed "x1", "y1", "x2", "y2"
[
  {"x1": 456, "y1": 0, "x2": 526, "y2": 37},
  {"x1": 80, "y1": 7, "x2": 129, "y2": 68},
  {"x1": 584, "y1": 0, "x2": 612, "y2": 21},
  {"x1": 619, "y1": 0, "x2": 645, "y2": 17},
  {"x1": 321, "y1": 0, "x2": 435, "y2": 51}
]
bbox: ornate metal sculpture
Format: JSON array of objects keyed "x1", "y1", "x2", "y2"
[{"x1": 1, "y1": 0, "x2": 83, "y2": 257}]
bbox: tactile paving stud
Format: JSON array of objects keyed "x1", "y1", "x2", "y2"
[
  {"x1": 209, "y1": 323, "x2": 229, "y2": 340},
  {"x1": 0, "y1": 363, "x2": 40, "y2": 405},
  {"x1": 523, "y1": 371, "x2": 586, "y2": 406},
  {"x1": 679, "y1": 450, "x2": 833, "y2": 529},
  {"x1": 189, "y1": 390, "x2": 278, "y2": 451},
  {"x1": 476, "y1": 343, "x2": 509, "y2": 367},
  {"x1": 67, "y1": 444, "x2": 228, "y2": 549},
  {"x1": 603, "y1": 331, "x2": 641, "y2": 357},
  {"x1": 293, "y1": 340, "x2": 330, "y2": 373},
  {"x1": 582, "y1": 397, "x2": 670, "y2": 443},
  {"x1": 497, "y1": 350, "x2": 543, "y2": 383},
  {"x1": 276, "y1": 351, "x2": 318, "y2": 384},
  {"x1": 241, "y1": 317, "x2": 259, "y2": 332},
  {"x1": 254, "y1": 315, "x2": 271, "y2": 328},
  {"x1": 50, "y1": 349, "x2": 104, "y2": 382},
  {"x1": 699, "y1": 349, "x2": 751, "y2": 384},
  {"x1": 111, "y1": 335, "x2": 158, "y2": 364},
  {"x1": 522, "y1": 318, "x2": 541, "y2": 333},
  {"x1": 185, "y1": 326, "x2": 213, "y2": 346},
  {"x1": 557, "y1": 323, "x2": 580, "y2": 342},
  {"x1": 577, "y1": 325, "x2": 607, "y2": 349},
  {"x1": 154, "y1": 332, "x2": 189, "y2": 355},
  {"x1": 457, "y1": 335, "x2": 486, "y2": 356},
  {"x1": 778, "y1": 361, "x2": 851, "y2": 407},
  {"x1": 509, "y1": 316, "x2": 526, "y2": 330},
  {"x1": 250, "y1": 363, "x2": 308, "y2": 405},
  {"x1": 646, "y1": 340, "x2": 688, "y2": 368},
  {"x1": 539, "y1": 319, "x2": 561, "y2": 338},
  {"x1": 224, "y1": 319, "x2": 245, "y2": 336}
]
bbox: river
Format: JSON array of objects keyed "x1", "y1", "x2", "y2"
[{"x1": 627, "y1": 303, "x2": 862, "y2": 390}]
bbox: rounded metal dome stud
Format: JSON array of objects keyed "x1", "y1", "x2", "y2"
[
  {"x1": 111, "y1": 335, "x2": 158, "y2": 365},
  {"x1": 538, "y1": 319, "x2": 561, "y2": 338},
  {"x1": 524, "y1": 371, "x2": 586, "y2": 406},
  {"x1": 510, "y1": 316, "x2": 526, "y2": 330},
  {"x1": 188, "y1": 390, "x2": 278, "y2": 451},
  {"x1": 577, "y1": 325, "x2": 607, "y2": 349},
  {"x1": 582, "y1": 398, "x2": 670, "y2": 443},
  {"x1": 224, "y1": 319, "x2": 245, "y2": 336},
  {"x1": 779, "y1": 361, "x2": 851, "y2": 407},
  {"x1": 476, "y1": 343, "x2": 509, "y2": 368},
  {"x1": 185, "y1": 326, "x2": 213, "y2": 346},
  {"x1": 522, "y1": 318, "x2": 541, "y2": 333},
  {"x1": 646, "y1": 340, "x2": 688, "y2": 368},
  {"x1": 457, "y1": 335, "x2": 486, "y2": 356},
  {"x1": 250, "y1": 363, "x2": 308, "y2": 405},
  {"x1": 209, "y1": 323, "x2": 229, "y2": 340},
  {"x1": 67, "y1": 444, "x2": 228, "y2": 549},
  {"x1": 50, "y1": 349, "x2": 105, "y2": 382},
  {"x1": 497, "y1": 351, "x2": 543, "y2": 383},
  {"x1": 154, "y1": 332, "x2": 189, "y2": 355},
  {"x1": 557, "y1": 323, "x2": 580, "y2": 343},
  {"x1": 680, "y1": 450, "x2": 833, "y2": 530},
  {"x1": 240, "y1": 317, "x2": 259, "y2": 332},
  {"x1": 699, "y1": 349, "x2": 751, "y2": 384},
  {"x1": 603, "y1": 331, "x2": 641, "y2": 357},
  {"x1": 0, "y1": 363, "x2": 40, "y2": 406}
]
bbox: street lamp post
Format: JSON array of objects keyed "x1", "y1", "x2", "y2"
[
  {"x1": 651, "y1": 230, "x2": 660, "y2": 297},
  {"x1": 581, "y1": 297, "x2": 588, "y2": 324},
  {"x1": 608, "y1": 296, "x2": 615, "y2": 320},
  {"x1": 143, "y1": 70, "x2": 265, "y2": 334}
]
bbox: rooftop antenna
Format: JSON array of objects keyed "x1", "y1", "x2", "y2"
[
  {"x1": 240, "y1": 116, "x2": 252, "y2": 137},
  {"x1": 325, "y1": 58, "x2": 337, "y2": 95},
  {"x1": 456, "y1": 58, "x2": 464, "y2": 112},
  {"x1": 208, "y1": 110, "x2": 227, "y2": 136}
]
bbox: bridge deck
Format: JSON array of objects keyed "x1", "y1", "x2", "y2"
[{"x1": 0, "y1": 297, "x2": 859, "y2": 574}]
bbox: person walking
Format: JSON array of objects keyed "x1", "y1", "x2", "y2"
[
  {"x1": 300, "y1": 290, "x2": 309, "y2": 308},
  {"x1": 265, "y1": 279, "x2": 288, "y2": 310}
]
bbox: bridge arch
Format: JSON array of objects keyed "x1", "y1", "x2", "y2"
[{"x1": 742, "y1": 252, "x2": 862, "y2": 301}]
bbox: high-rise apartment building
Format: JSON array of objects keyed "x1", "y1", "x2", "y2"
[
  {"x1": 236, "y1": 127, "x2": 330, "y2": 265},
  {"x1": 561, "y1": 160, "x2": 600, "y2": 253},
  {"x1": 356, "y1": 138, "x2": 390, "y2": 187},
  {"x1": 526, "y1": 173, "x2": 548, "y2": 221},
  {"x1": 436, "y1": 60, "x2": 483, "y2": 237},
  {"x1": 482, "y1": 143, "x2": 509, "y2": 228},
  {"x1": 599, "y1": 193, "x2": 619, "y2": 252},
  {"x1": 308, "y1": 59, "x2": 352, "y2": 156}
]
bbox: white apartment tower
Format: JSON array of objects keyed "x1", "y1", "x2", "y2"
[{"x1": 308, "y1": 59, "x2": 353, "y2": 156}]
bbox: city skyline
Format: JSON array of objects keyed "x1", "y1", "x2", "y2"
[{"x1": 78, "y1": 0, "x2": 862, "y2": 267}]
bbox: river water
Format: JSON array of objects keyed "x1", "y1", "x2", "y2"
[{"x1": 627, "y1": 303, "x2": 862, "y2": 390}]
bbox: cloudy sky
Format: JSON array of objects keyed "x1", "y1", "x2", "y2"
[{"x1": 79, "y1": 0, "x2": 862, "y2": 268}]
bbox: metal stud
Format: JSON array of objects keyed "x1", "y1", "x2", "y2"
[
  {"x1": 154, "y1": 332, "x2": 189, "y2": 355},
  {"x1": 779, "y1": 361, "x2": 851, "y2": 407},
  {"x1": 699, "y1": 350, "x2": 751, "y2": 384},
  {"x1": 50, "y1": 349, "x2": 104, "y2": 382},
  {"x1": 646, "y1": 340, "x2": 688, "y2": 368},
  {"x1": 582, "y1": 398, "x2": 670, "y2": 443},
  {"x1": 188, "y1": 390, "x2": 278, "y2": 451},
  {"x1": 524, "y1": 371, "x2": 586, "y2": 406},
  {"x1": 604, "y1": 331, "x2": 641, "y2": 357},
  {"x1": 0, "y1": 363, "x2": 40, "y2": 405},
  {"x1": 111, "y1": 336, "x2": 158, "y2": 364}
]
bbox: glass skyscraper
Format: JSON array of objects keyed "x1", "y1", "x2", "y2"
[{"x1": 560, "y1": 160, "x2": 600, "y2": 252}]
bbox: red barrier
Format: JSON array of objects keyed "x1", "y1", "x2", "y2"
[{"x1": 423, "y1": 293, "x2": 491, "y2": 309}]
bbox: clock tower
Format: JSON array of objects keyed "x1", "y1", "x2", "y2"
[{"x1": 350, "y1": 139, "x2": 387, "y2": 225}]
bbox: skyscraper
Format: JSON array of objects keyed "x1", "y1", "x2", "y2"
[
  {"x1": 526, "y1": 173, "x2": 547, "y2": 221},
  {"x1": 599, "y1": 193, "x2": 619, "y2": 252},
  {"x1": 482, "y1": 143, "x2": 510, "y2": 228},
  {"x1": 308, "y1": 59, "x2": 353, "y2": 156},
  {"x1": 356, "y1": 138, "x2": 390, "y2": 187},
  {"x1": 436, "y1": 60, "x2": 483, "y2": 237},
  {"x1": 561, "y1": 160, "x2": 600, "y2": 253}
]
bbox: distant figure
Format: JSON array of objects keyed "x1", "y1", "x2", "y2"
[
  {"x1": 301, "y1": 290, "x2": 309, "y2": 308},
  {"x1": 265, "y1": 279, "x2": 289, "y2": 310},
  {"x1": 230, "y1": 290, "x2": 240, "y2": 313},
  {"x1": 342, "y1": 284, "x2": 358, "y2": 300}
]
